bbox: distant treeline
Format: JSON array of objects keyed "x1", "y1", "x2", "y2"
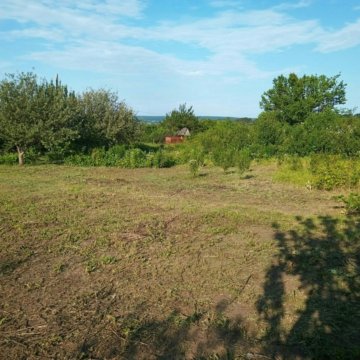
[
  {"x1": 138, "y1": 115, "x2": 255, "y2": 123},
  {"x1": 0, "y1": 71, "x2": 359, "y2": 167}
]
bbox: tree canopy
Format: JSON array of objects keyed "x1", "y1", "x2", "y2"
[
  {"x1": 162, "y1": 103, "x2": 200, "y2": 134},
  {"x1": 260, "y1": 73, "x2": 347, "y2": 125},
  {"x1": 0, "y1": 73, "x2": 139, "y2": 164},
  {"x1": 0, "y1": 72, "x2": 78, "y2": 164}
]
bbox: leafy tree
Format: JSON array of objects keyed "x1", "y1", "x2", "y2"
[
  {"x1": 76, "y1": 89, "x2": 139, "y2": 150},
  {"x1": 284, "y1": 110, "x2": 360, "y2": 156},
  {"x1": 162, "y1": 103, "x2": 200, "y2": 134},
  {"x1": 260, "y1": 73, "x2": 346, "y2": 125},
  {"x1": 35, "y1": 76, "x2": 80, "y2": 159},
  {"x1": 138, "y1": 122, "x2": 167, "y2": 144},
  {"x1": 0, "y1": 72, "x2": 78, "y2": 165},
  {"x1": 198, "y1": 121, "x2": 251, "y2": 171}
]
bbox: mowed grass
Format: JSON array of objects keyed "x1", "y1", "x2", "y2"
[{"x1": 0, "y1": 163, "x2": 359, "y2": 359}]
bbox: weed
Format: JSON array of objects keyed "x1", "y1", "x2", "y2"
[
  {"x1": 53, "y1": 262, "x2": 66, "y2": 274},
  {"x1": 189, "y1": 159, "x2": 200, "y2": 177},
  {"x1": 337, "y1": 193, "x2": 360, "y2": 215},
  {"x1": 100, "y1": 255, "x2": 117, "y2": 265}
]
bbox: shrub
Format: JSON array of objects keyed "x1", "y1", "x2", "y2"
[
  {"x1": 189, "y1": 159, "x2": 200, "y2": 177},
  {"x1": 286, "y1": 155, "x2": 303, "y2": 171},
  {"x1": 237, "y1": 148, "x2": 252, "y2": 175},
  {"x1": 64, "y1": 154, "x2": 94, "y2": 166},
  {"x1": 104, "y1": 145, "x2": 127, "y2": 166},
  {"x1": 310, "y1": 155, "x2": 360, "y2": 190},
  {"x1": 338, "y1": 193, "x2": 360, "y2": 215},
  {"x1": 120, "y1": 148, "x2": 147, "y2": 168},
  {"x1": 0, "y1": 152, "x2": 18, "y2": 165},
  {"x1": 151, "y1": 150, "x2": 176, "y2": 168},
  {"x1": 212, "y1": 147, "x2": 236, "y2": 172}
]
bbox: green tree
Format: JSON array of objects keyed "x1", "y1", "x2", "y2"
[
  {"x1": 198, "y1": 121, "x2": 251, "y2": 171},
  {"x1": 260, "y1": 73, "x2": 346, "y2": 125},
  {"x1": 162, "y1": 103, "x2": 200, "y2": 134},
  {"x1": 36, "y1": 76, "x2": 79, "y2": 159},
  {"x1": 0, "y1": 72, "x2": 78, "y2": 165},
  {"x1": 76, "y1": 89, "x2": 139, "y2": 150}
]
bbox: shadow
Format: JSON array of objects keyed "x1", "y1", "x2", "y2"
[
  {"x1": 73, "y1": 302, "x2": 251, "y2": 359},
  {"x1": 257, "y1": 215, "x2": 360, "y2": 359},
  {"x1": 241, "y1": 174, "x2": 254, "y2": 180}
]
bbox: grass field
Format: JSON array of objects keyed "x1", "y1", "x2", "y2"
[{"x1": 0, "y1": 163, "x2": 359, "y2": 359}]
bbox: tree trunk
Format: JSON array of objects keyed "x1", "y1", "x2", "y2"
[{"x1": 16, "y1": 146, "x2": 25, "y2": 166}]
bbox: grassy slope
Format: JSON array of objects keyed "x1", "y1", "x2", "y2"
[{"x1": 0, "y1": 163, "x2": 359, "y2": 359}]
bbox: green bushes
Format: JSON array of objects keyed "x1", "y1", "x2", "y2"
[
  {"x1": 237, "y1": 148, "x2": 252, "y2": 175},
  {"x1": 275, "y1": 154, "x2": 360, "y2": 190},
  {"x1": 310, "y1": 155, "x2": 360, "y2": 190},
  {"x1": 338, "y1": 193, "x2": 360, "y2": 215},
  {"x1": 64, "y1": 145, "x2": 176, "y2": 169},
  {"x1": 188, "y1": 159, "x2": 200, "y2": 177},
  {"x1": 0, "y1": 152, "x2": 18, "y2": 165},
  {"x1": 120, "y1": 148, "x2": 147, "y2": 168}
]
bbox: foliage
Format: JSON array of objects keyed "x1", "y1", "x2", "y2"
[
  {"x1": 260, "y1": 73, "x2": 346, "y2": 125},
  {"x1": 0, "y1": 152, "x2": 17, "y2": 165},
  {"x1": 162, "y1": 103, "x2": 200, "y2": 134},
  {"x1": 284, "y1": 111, "x2": 360, "y2": 156},
  {"x1": 75, "y1": 89, "x2": 140, "y2": 150},
  {"x1": 0, "y1": 72, "x2": 78, "y2": 164},
  {"x1": 198, "y1": 121, "x2": 252, "y2": 171},
  {"x1": 119, "y1": 148, "x2": 147, "y2": 168},
  {"x1": 338, "y1": 193, "x2": 360, "y2": 215},
  {"x1": 153, "y1": 150, "x2": 176, "y2": 168},
  {"x1": 138, "y1": 122, "x2": 167, "y2": 144},
  {"x1": 310, "y1": 154, "x2": 360, "y2": 190},
  {"x1": 237, "y1": 148, "x2": 252, "y2": 175},
  {"x1": 275, "y1": 155, "x2": 360, "y2": 190},
  {"x1": 253, "y1": 112, "x2": 286, "y2": 157},
  {"x1": 188, "y1": 159, "x2": 200, "y2": 177}
]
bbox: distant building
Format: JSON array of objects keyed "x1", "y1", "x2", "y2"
[
  {"x1": 176, "y1": 127, "x2": 191, "y2": 137},
  {"x1": 164, "y1": 127, "x2": 191, "y2": 144},
  {"x1": 165, "y1": 135, "x2": 185, "y2": 144}
]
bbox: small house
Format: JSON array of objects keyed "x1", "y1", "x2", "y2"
[
  {"x1": 176, "y1": 127, "x2": 191, "y2": 137},
  {"x1": 164, "y1": 128, "x2": 191, "y2": 144}
]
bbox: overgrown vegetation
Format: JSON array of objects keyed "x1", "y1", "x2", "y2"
[
  {"x1": 1, "y1": 72, "x2": 359, "y2": 176},
  {"x1": 1, "y1": 70, "x2": 360, "y2": 358}
]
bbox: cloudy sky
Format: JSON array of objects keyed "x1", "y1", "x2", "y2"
[{"x1": 1, "y1": 0, "x2": 359, "y2": 117}]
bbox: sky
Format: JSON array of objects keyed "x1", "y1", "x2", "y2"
[{"x1": 1, "y1": 0, "x2": 360, "y2": 117}]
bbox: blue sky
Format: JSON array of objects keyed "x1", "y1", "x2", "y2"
[{"x1": 1, "y1": 0, "x2": 359, "y2": 117}]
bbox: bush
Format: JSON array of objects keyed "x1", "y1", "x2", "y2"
[
  {"x1": 150, "y1": 150, "x2": 176, "y2": 168},
  {"x1": 0, "y1": 152, "x2": 18, "y2": 165},
  {"x1": 104, "y1": 145, "x2": 127, "y2": 166},
  {"x1": 287, "y1": 155, "x2": 303, "y2": 171},
  {"x1": 189, "y1": 159, "x2": 200, "y2": 177},
  {"x1": 64, "y1": 154, "x2": 94, "y2": 166},
  {"x1": 120, "y1": 148, "x2": 147, "y2": 168},
  {"x1": 310, "y1": 155, "x2": 360, "y2": 190},
  {"x1": 237, "y1": 148, "x2": 252, "y2": 175},
  {"x1": 338, "y1": 193, "x2": 360, "y2": 215}
]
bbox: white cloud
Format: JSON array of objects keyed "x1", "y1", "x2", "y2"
[
  {"x1": 316, "y1": 18, "x2": 360, "y2": 52},
  {"x1": 1, "y1": 0, "x2": 359, "y2": 87},
  {"x1": 274, "y1": 0, "x2": 312, "y2": 11},
  {"x1": 210, "y1": 0, "x2": 243, "y2": 8}
]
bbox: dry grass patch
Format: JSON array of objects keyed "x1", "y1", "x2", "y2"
[{"x1": 0, "y1": 163, "x2": 358, "y2": 359}]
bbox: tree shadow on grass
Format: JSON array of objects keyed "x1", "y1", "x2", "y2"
[
  {"x1": 257, "y1": 215, "x2": 360, "y2": 359},
  {"x1": 75, "y1": 302, "x2": 252, "y2": 359}
]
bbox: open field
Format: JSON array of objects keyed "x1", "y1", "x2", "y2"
[{"x1": 0, "y1": 163, "x2": 359, "y2": 359}]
